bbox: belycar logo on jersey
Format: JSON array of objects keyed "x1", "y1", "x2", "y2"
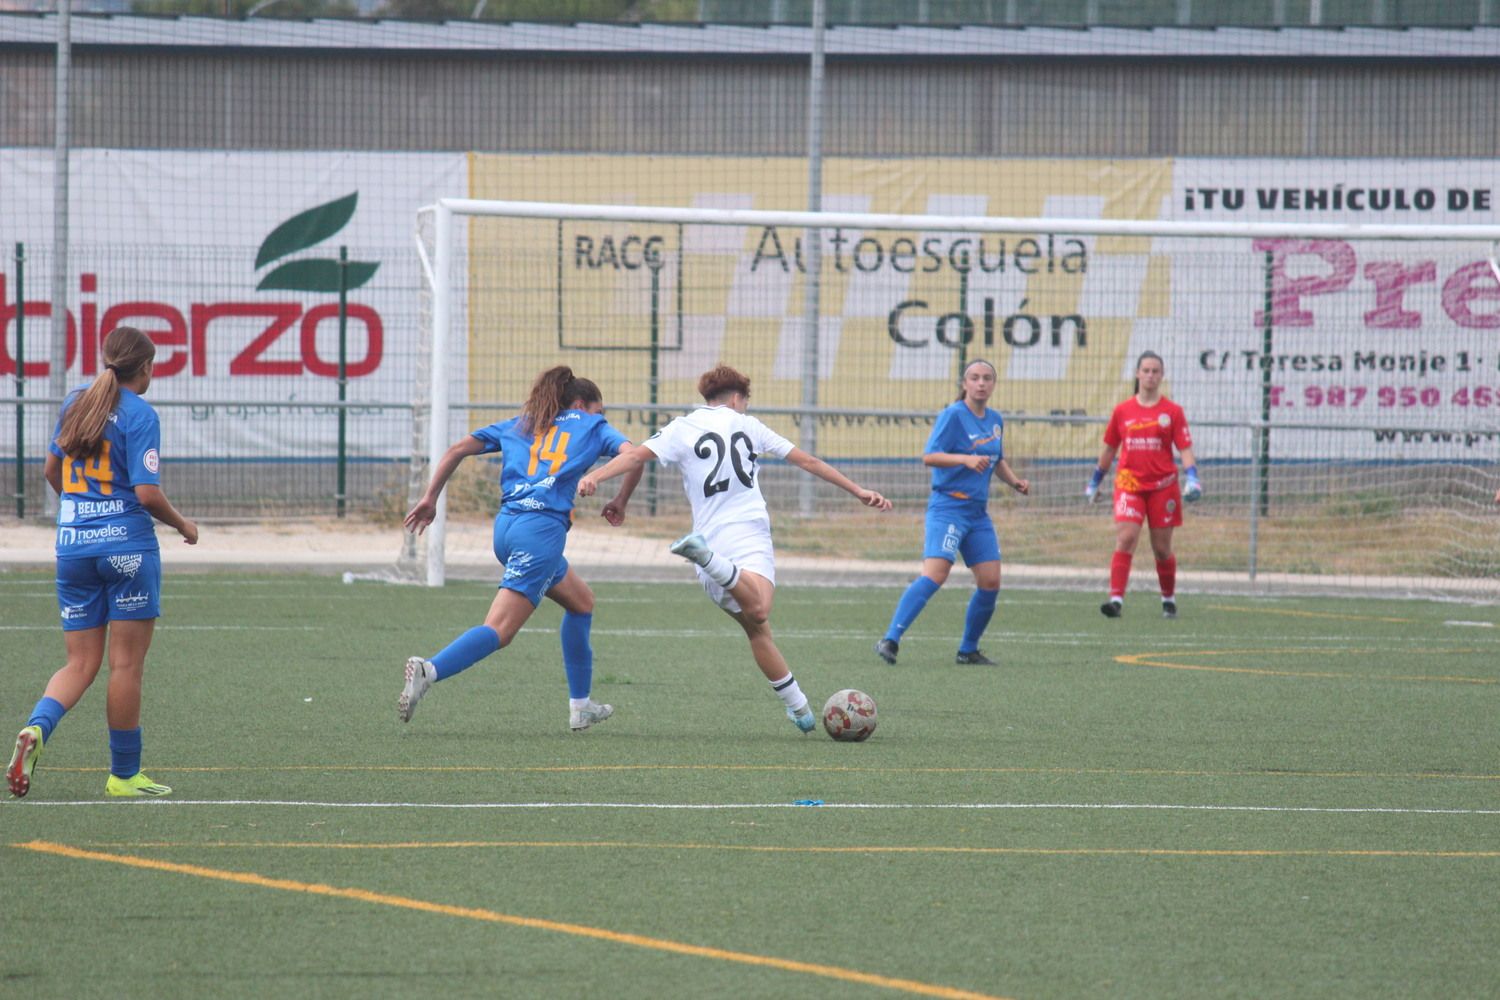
[
  {"x1": 59, "y1": 498, "x2": 127, "y2": 523},
  {"x1": 0, "y1": 194, "x2": 383, "y2": 381},
  {"x1": 57, "y1": 524, "x2": 130, "y2": 546}
]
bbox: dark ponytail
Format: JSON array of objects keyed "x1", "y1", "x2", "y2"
[{"x1": 56, "y1": 326, "x2": 155, "y2": 460}]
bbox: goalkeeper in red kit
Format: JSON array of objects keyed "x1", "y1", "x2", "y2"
[{"x1": 1085, "y1": 350, "x2": 1201, "y2": 619}]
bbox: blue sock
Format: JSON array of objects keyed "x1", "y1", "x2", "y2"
[
  {"x1": 27, "y1": 696, "x2": 67, "y2": 743},
  {"x1": 885, "y1": 576, "x2": 941, "y2": 643},
  {"x1": 108, "y1": 727, "x2": 142, "y2": 779},
  {"x1": 959, "y1": 588, "x2": 999, "y2": 654},
  {"x1": 560, "y1": 611, "x2": 593, "y2": 700},
  {"x1": 430, "y1": 625, "x2": 501, "y2": 681}
]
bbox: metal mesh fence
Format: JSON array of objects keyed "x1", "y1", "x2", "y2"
[{"x1": 2, "y1": 8, "x2": 1498, "y2": 594}]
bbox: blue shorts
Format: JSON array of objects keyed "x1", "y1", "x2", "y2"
[
  {"x1": 493, "y1": 511, "x2": 569, "y2": 607},
  {"x1": 56, "y1": 551, "x2": 163, "y2": 631},
  {"x1": 922, "y1": 497, "x2": 1001, "y2": 567}
]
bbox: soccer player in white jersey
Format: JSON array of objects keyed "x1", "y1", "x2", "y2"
[{"x1": 579, "y1": 365, "x2": 892, "y2": 733}]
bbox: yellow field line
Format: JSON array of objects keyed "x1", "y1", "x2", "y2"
[
  {"x1": 1115, "y1": 649, "x2": 1498, "y2": 684},
  {"x1": 36, "y1": 764, "x2": 1500, "y2": 780},
  {"x1": 77, "y1": 840, "x2": 1500, "y2": 859},
  {"x1": 13, "y1": 840, "x2": 1011, "y2": 1000}
]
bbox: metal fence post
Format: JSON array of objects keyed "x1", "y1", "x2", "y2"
[
  {"x1": 1247, "y1": 423, "x2": 1261, "y2": 584},
  {"x1": 336, "y1": 245, "x2": 348, "y2": 519},
  {"x1": 1259, "y1": 248, "x2": 1273, "y2": 518},
  {"x1": 13, "y1": 242, "x2": 24, "y2": 519},
  {"x1": 647, "y1": 258, "x2": 660, "y2": 516}
]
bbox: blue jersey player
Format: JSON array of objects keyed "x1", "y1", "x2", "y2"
[
  {"x1": 875, "y1": 359, "x2": 1030, "y2": 667},
  {"x1": 399, "y1": 366, "x2": 641, "y2": 731},
  {"x1": 8, "y1": 326, "x2": 199, "y2": 799}
]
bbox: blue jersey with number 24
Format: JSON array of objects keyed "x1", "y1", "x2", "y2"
[
  {"x1": 50, "y1": 387, "x2": 162, "y2": 558},
  {"x1": 471, "y1": 410, "x2": 628, "y2": 521}
]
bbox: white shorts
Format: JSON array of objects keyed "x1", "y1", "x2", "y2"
[{"x1": 697, "y1": 517, "x2": 775, "y2": 613}]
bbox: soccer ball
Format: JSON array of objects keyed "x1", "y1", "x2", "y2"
[{"x1": 821, "y1": 689, "x2": 877, "y2": 742}]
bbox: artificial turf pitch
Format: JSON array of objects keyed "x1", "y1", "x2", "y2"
[{"x1": 2, "y1": 570, "x2": 1498, "y2": 999}]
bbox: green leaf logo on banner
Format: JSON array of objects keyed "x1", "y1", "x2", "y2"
[
  {"x1": 258, "y1": 260, "x2": 381, "y2": 293},
  {"x1": 254, "y1": 192, "x2": 380, "y2": 293}
]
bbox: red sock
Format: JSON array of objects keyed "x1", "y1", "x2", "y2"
[
  {"x1": 1109, "y1": 551, "x2": 1133, "y2": 600},
  {"x1": 1156, "y1": 556, "x2": 1177, "y2": 600}
]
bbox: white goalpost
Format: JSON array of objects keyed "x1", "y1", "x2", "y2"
[{"x1": 404, "y1": 197, "x2": 1500, "y2": 600}]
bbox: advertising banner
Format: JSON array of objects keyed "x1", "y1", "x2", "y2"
[
  {"x1": 1154, "y1": 160, "x2": 1500, "y2": 459},
  {"x1": 467, "y1": 154, "x2": 1500, "y2": 460},
  {"x1": 7, "y1": 152, "x2": 1495, "y2": 464},
  {"x1": 468, "y1": 155, "x2": 1173, "y2": 458},
  {"x1": 2, "y1": 150, "x2": 467, "y2": 458}
]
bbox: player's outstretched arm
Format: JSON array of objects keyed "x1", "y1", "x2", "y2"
[
  {"x1": 600, "y1": 443, "x2": 647, "y2": 526},
  {"x1": 405, "y1": 436, "x2": 486, "y2": 535},
  {"x1": 579, "y1": 443, "x2": 656, "y2": 499},
  {"x1": 784, "y1": 448, "x2": 893, "y2": 511}
]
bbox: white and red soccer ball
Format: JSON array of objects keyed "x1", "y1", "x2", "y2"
[{"x1": 821, "y1": 689, "x2": 877, "y2": 742}]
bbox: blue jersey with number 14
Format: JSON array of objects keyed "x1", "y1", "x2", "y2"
[{"x1": 471, "y1": 410, "x2": 628, "y2": 521}]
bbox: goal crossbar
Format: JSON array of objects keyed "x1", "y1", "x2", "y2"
[{"x1": 434, "y1": 197, "x2": 1500, "y2": 243}]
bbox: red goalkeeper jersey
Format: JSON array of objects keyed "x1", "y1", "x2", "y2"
[{"x1": 1103, "y1": 396, "x2": 1192, "y2": 493}]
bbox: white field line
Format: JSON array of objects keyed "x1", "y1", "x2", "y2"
[
  {"x1": 10, "y1": 799, "x2": 1500, "y2": 816},
  {"x1": 2, "y1": 624, "x2": 1496, "y2": 648}
]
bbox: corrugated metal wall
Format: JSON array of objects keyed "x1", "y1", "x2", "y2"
[{"x1": 1, "y1": 48, "x2": 1496, "y2": 156}]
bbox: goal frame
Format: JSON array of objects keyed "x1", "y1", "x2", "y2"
[{"x1": 418, "y1": 197, "x2": 1500, "y2": 588}]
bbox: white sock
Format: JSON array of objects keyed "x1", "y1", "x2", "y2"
[
  {"x1": 701, "y1": 551, "x2": 739, "y2": 589},
  {"x1": 770, "y1": 674, "x2": 807, "y2": 713},
  {"x1": 570, "y1": 697, "x2": 590, "y2": 710}
]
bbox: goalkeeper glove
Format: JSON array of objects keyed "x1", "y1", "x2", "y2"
[
  {"x1": 1084, "y1": 467, "x2": 1107, "y2": 503},
  {"x1": 1182, "y1": 465, "x2": 1203, "y2": 502}
]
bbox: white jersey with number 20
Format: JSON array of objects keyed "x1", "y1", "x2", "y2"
[{"x1": 646, "y1": 405, "x2": 795, "y2": 533}]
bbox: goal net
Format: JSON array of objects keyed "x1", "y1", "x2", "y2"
[{"x1": 406, "y1": 199, "x2": 1500, "y2": 601}]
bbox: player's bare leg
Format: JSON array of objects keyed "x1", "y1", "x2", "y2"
[
  {"x1": 103, "y1": 619, "x2": 154, "y2": 731},
  {"x1": 726, "y1": 581, "x2": 814, "y2": 734},
  {"x1": 41, "y1": 626, "x2": 108, "y2": 712}
]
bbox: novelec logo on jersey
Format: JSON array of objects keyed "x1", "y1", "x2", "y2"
[
  {"x1": 57, "y1": 523, "x2": 129, "y2": 546},
  {"x1": 0, "y1": 194, "x2": 382, "y2": 380}
]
